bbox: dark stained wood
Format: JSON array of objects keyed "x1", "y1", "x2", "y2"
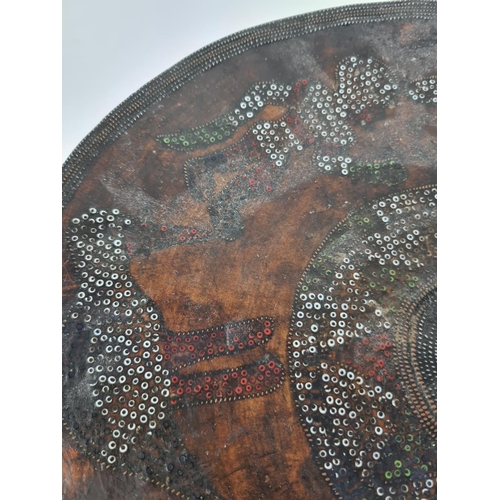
[{"x1": 63, "y1": 7, "x2": 436, "y2": 499}]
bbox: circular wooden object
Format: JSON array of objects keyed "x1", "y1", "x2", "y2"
[{"x1": 63, "y1": 2, "x2": 437, "y2": 499}]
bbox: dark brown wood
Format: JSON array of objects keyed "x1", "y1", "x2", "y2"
[{"x1": 63, "y1": 4, "x2": 437, "y2": 499}]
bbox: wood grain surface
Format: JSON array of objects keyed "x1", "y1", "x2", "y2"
[{"x1": 63, "y1": 10, "x2": 436, "y2": 500}]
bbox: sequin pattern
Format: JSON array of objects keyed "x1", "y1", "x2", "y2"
[
  {"x1": 62, "y1": 4, "x2": 437, "y2": 498},
  {"x1": 407, "y1": 76, "x2": 437, "y2": 105},
  {"x1": 161, "y1": 56, "x2": 402, "y2": 240},
  {"x1": 62, "y1": 208, "x2": 284, "y2": 498},
  {"x1": 288, "y1": 186, "x2": 437, "y2": 499}
]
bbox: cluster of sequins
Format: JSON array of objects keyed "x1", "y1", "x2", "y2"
[
  {"x1": 407, "y1": 77, "x2": 437, "y2": 105},
  {"x1": 63, "y1": 209, "x2": 283, "y2": 479},
  {"x1": 300, "y1": 56, "x2": 397, "y2": 175},
  {"x1": 64, "y1": 208, "x2": 173, "y2": 465},
  {"x1": 182, "y1": 110, "x2": 307, "y2": 239},
  {"x1": 249, "y1": 117, "x2": 301, "y2": 165},
  {"x1": 288, "y1": 187, "x2": 437, "y2": 499},
  {"x1": 161, "y1": 56, "x2": 399, "y2": 181},
  {"x1": 159, "y1": 82, "x2": 294, "y2": 151},
  {"x1": 168, "y1": 359, "x2": 282, "y2": 407}
]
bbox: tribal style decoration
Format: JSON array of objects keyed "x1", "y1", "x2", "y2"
[
  {"x1": 62, "y1": 4, "x2": 437, "y2": 499},
  {"x1": 62, "y1": 208, "x2": 284, "y2": 499},
  {"x1": 158, "y1": 55, "x2": 407, "y2": 240},
  {"x1": 288, "y1": 186, "x2": 437, "y2": 499},
  {"x1": 407, "y1": 76, "x2": 437, "y2": 106}
]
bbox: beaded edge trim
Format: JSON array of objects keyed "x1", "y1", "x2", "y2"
[{"x1": 62, "y1": 0, "x2": 436, "y2": 208}]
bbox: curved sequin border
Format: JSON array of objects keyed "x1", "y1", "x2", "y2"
[{"x1": 286, "y1": 184, "x2": 437, "y2": 498}]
